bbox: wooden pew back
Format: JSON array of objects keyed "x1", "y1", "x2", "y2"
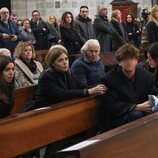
[
  {"x1": 56, "y1": 112, "x2": 158, "y2": 158},
  {"x1": 35, "y1": 50, "x2": 48, "y2": 64},
  {"x1": 12, "y1": 85, "x2": 36, "y2": 114},
  {"x1": 0, "y1": 95, "x2": 102, "y2": 157}
]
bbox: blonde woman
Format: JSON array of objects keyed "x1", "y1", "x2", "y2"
[
  {"x1": 146, "y1": 5, "x2": 158, "y2": 44},
  {"x1": 14, "y1": 42, "x2": 43, "y2": 88},
  {"x1": 46, "y1": 15, "x2": 61, "y2": 46},
  {"x1": 111, "y1": 9, "x2": 127, "y2": 50}
]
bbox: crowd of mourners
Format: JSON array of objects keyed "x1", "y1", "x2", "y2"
[{"x1": 1, "y1": 3, "x2": 158, "y2": 158}]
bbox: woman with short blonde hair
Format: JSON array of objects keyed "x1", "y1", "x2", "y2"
[
  {"x1": 146, "y1": 5, "x2": 158, "y2": 44},
  {"x1": 14, "y1": 42, "x2": 43, "y2": 88},
  {"x1": 14, "y1": 42, "x2": 36, "y2": 59}
]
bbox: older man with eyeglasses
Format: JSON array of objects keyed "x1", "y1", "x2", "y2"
[{"x1": 0, "y1": 7, "x2": 22, "y2": 57}]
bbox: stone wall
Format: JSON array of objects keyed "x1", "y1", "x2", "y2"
[{"x1": 11, "y1": 0, "x2": 152, "y2": 21}]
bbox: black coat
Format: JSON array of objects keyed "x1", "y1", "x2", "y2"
[
  {"x1": 60, "y1": 26, "x2": 83, "y2": 55},
  {"x1": 30, "y1": 18, "x2": 49, "y2": 50},
  {"x1": 146, "y1": 21, "x2": 158, "y2": 44},
  {"x1": 111, "y1": 19, "x2": 127, "y2": 51},
  {"x1": 0, "y1": 84, "x2": 14, "y2": 118},
  {"x1": 125, "y1": 22, "x2": 141, "y2": 47},
  {"x1": 101, "y1": 66, "x2": 157, "y2": 131},
  {"x1": 33, "y1": 68, "x2": 89, "y2": 109}
]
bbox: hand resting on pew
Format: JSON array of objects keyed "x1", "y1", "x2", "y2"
[{"x1": 88, "y1": 84, "x2": 108, "y2": 95}]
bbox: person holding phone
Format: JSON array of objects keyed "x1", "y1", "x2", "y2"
[{"x1": 0, "y1": 7, "x2": 22, "y2": 57}]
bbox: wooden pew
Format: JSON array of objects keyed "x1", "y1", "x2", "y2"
[
  {"x1": 56, "y1": 112, "x2": 158, "y2": 158},
  {"x1": 0, "y1": 95, "x2": 102, "y2": 157},
  {"x1": 100, "y1": 52, "x2": 117, "y2": 66},
  {"x1": 35, "y1": 49, "x2": 48, "y2": 64},
  {"x1": 12, "y1": 85, "x2": 36, "y2": 114}
]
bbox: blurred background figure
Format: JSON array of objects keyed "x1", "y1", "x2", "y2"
[
  {"x1": 46, "y1": 15, "x2": 61, "y2": 47},
  {"x1": 146, "y1": 5, "x2": 158, "y2": 44},
  {"x1": 0, "y1": 7, "x2": 22, "y2": 57},
  {"x1": 125, "y1": 13, "x2": 141, "y2": 48},
  {"x1": 75, "y1": 6, "x2": 95, "y2": 44},
  {"x1": 110, "y1": 9, "x2": 127, "y2": 51},
  {"x1": 30, "y1": 10, "x2": 49, "y2": 50},
  {"x1": 20, "y1": 18, "x2": 36, "y2": 45},
  {"x1": 60, "y1": 11, "x2": 83, "y2": 65}
]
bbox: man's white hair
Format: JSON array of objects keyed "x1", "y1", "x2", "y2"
[
  {"x1": 81, "y1": 39, "x2": 100, "y2": 54},
  {"x1": 0, "y1": 7, "x2": 9, "y2": 14},
  {"x1": 0, "y1": 48, "x2": 11, "y2": 57}
]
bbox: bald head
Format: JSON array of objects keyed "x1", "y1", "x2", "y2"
[{"x1": 0, "y1": 7, "x2": 9, "y2": 22}]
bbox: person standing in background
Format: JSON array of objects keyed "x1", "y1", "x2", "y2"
[
  {"x1": 20, "y1": 18, "x2": 36, "y2": 45},
  {"x1": 75, "y1": 6, "x2": 95, "y2": 44},
  {"x1": 30, "y1": 10, "x2": 49, "y2": 50},
  {"x1": 110, "y1": 9, "x2": 127, "y2": 51},
  {"x1": 94, "y1": 4, "x2": 117, "y2": 53},
  {"x1": 60, "y1": 11, "x2": 83, "y2": 65},
  {"x1": 146, "y1": 5, "x2": 158, "y2": 44},
  {"x1": 0, "y1": 7, "x2": 22, "y2": 57},
  {"x1": 46, "y1": 15, "x2": 61, "y2": 47},
  {"x1": 125, "y1": 13, "x2": 141, "y2": 48}
]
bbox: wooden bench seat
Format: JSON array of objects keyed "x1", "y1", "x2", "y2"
[
  {"x1": 0, "y1": 95, "x2": 102, "y2": 157},
  {"x1": 56, "y1": 112, "x2": 158, "y2": 158},
  {"x1": 12, "y1": 85, "x2": 36, "y2": 114}
]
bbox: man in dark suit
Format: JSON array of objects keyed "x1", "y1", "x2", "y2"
[
  {"x1": 30, "y1": 10, "x2": 49, "y2": 50},
  {"x1": 100, "y1": 43, "x2": 158, "y2": 132}
]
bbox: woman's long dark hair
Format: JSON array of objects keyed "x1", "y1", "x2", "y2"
[
  {"x1": 148, "y1": 42, "x2": 158, "y2": 60},
  {"x1": 0, "y1": 56, "x2": 14, "y2": 103},
  {"x1": 60, "y1": 11, "x2": 74, "y2": 28},
  {"x1": 148, "y1": 42, "x2": 158, "y2": 83}
]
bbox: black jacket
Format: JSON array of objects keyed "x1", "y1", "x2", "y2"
[
  {"x1": 33, "y1": 68, "x2": 89, "y2": 108},
  {"x1": 0, "y1": 84, "x2": 14, "y2": 118},
  {"x1": 60, "y1": 26, "x2": 83, "y2": 55},
  {"x1": 30, "y1": 18, "x2": 49, "y2": 50},
  {"x1": 101, "y1": 66, "x2": 157, "y2": 130},
  {"x1": 111, "y1": 19, "x2": 127, "y2": 50},
  {"x1": 125, "y1": 22, "x2": 141, "y2": 47},
  {"x1": 75, "y1": 15, "x2": 95, "y2": 43},
  {"x1": 146, "y1": 21, "x2": 158, "y2": 44}
]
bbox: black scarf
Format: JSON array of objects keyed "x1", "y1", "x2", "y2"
[{"x1": 21, "y1": 58, "x2": 37, "y2": 73}]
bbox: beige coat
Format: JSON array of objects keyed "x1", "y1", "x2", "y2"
[{"x1": 15, "y1": 58, "x2": 43, "y2": 88}]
